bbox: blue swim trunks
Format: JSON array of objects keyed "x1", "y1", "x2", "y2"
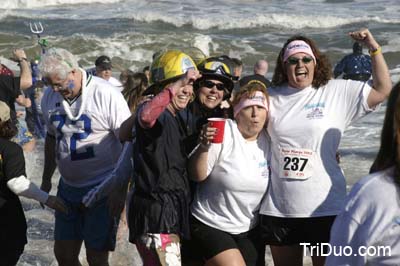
[{"x1": 54, "y1": 179, "x2": 119, "y2": 251}]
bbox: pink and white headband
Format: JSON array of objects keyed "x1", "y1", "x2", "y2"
[
  {"x1": 233, "y1": 91, "x2": 268, "y2": 117},
  {"x1": 283, "y1": 40, "x2": 316, "y2": 63}
]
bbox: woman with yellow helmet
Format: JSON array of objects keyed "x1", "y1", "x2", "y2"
[
  {"x1": 126, "y1": 50, "x2": 201, "y2": 266},
  {"x1": 181, "y1": 55, "x2": 237, "y2": 155}
]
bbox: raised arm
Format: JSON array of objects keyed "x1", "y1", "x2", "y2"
[
  {"x1": 349, "y1": 28, "x2": 392, "y2": 107},
  {"x1": 138, "y1": 69, "x2": 201, "y2": 129},
  {"x1": 12, "y1": 48, "x2": 32, "y2": 90},
  {"x1": 138, "y1": 88, "x2": 174, "y2": 129}
]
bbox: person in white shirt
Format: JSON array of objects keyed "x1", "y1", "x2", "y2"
[
  {"x1": 38, "y1": 48, "x2": 131, "y2": 266},
  {"x1": 258, "y1": 28, "x2": 391, "y2": 266},
  {"x1": 188, "y1": 83, "x2": 270, "y2": 266},
  {"x1": 326, "y1": 81, "x2": 400, "y2": 266},
  {"x1": 89, "y1": 55, "x2": 123, "y2": 91}
]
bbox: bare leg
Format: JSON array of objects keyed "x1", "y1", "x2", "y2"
[
  {"x1": 205, "y1": 248, "x2": 246, "y2": 266},
  {"x1": 22, "y1": 138, "x2": 36, "y2": 152},
  {"x1": 270, "y1": 245, "x2": 303, "y2": 266},
  {"x1": 86, "y1": 248, "x2": 110, "y2": 266},
  {"x1": 54, "y1": 240, "x2": 83, "y2": 266},
  {"x1": 311, "y1": 255, "x2": 326, "y2": 266}
]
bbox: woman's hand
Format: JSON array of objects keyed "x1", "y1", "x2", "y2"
[
  {"x1": 349, "y1": 28, "x2": 392, "y2": 109},
  {"x1": 170, "y1": 69, "x2": 202, "y2": 93},
  {"x1": 348, "y1": 28, "x2": 379, "y2": 51},
  {"x1": 199, "y1": 123, "x2": 217, "y2": 149}
]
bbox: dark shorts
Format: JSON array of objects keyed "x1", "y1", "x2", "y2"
[
  {"x1": 182, "y1": 216, "x2": 265, "y2": 266},
  {"x1": 260, "y1": 215, "x2": 336, "y2": 246},
  {"x1": 55, "y1": 179, "x2": 119, "y2": 251}
]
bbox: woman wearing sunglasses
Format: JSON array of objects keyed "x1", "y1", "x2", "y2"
[
  {"x1": 180, "y1": 56, "x2": 236, "y2": 155},
  {"x1": 258, "y1": 28, "x2": 391, "y2": 266},
  {"x1": 180, "y1": 56, "x2": 239, "y2": 265}
]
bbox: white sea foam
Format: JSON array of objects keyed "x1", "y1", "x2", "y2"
[
  {"x1": 2, "y1": 0, "x2": 122, "y2": 9},
  {"x1": 3, "y1": 0, "x2": 400, "y2": 31},
  {"x1": 390, "y1": 67, "x2": 400, "y2": 83},
  {"x1": 112, "y1": 10, "x2": 400, "y2": 30},
  {"x1": 192, "y1": 35, "x2": 212, "y2": 57}
]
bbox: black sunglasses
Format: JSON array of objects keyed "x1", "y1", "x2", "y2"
[
  {"x1": 201, "y1": 80, "x2": 225, "y2": 91},
  {"x1": 287, "y1": 56, "x2": 314, "y2": 65}
]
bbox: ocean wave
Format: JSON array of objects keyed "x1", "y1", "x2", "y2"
[
  {"x1": 130, "y1": 12, "x2": 400, "y2": 30},
  {"x1": 2, "y1": 0, "x2": 121, "y2": 9},
  {"x1": 3, "y1": 8, "x2": 399, "y2": 30}
]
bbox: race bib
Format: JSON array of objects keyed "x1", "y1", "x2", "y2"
[{"x1": 279, "y1": 147, "x2": 314, "y2": 180}]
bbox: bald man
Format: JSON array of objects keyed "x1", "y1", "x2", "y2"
[{"x1": 239, "y1": 59, "x2": 271, "y2": 89}]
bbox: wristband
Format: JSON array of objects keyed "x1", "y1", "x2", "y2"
[{"x1": 369, "y1": 46, "x2": 381, "y2": 56}]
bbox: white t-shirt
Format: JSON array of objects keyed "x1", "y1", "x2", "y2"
[
  {"x1": 260, "y1": 79, "x2": 375, "y2": 217},
  {"x1": 41, "y1": 70, "x2": 131, "y2": 187},
  {"x1": 326, "y1": 167, "x2": 400, "y2": 265},
  {"x1": 108, "y1": 76, "x2": 123, "y2": 91},
  {"x1": 191, "y1": 119, "x2": 270, "y2": 234},
  {"x1": 86, "y1": 68, "x2": 123, "y2": 91}
]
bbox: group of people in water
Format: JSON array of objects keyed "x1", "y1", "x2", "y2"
[{"x1": 0, "y1": 27, "x2": 398, "y2": 266}]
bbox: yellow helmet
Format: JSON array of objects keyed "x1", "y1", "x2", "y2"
[{"x1": 150, "y1": 50, "x2": 197, "y2": 85}]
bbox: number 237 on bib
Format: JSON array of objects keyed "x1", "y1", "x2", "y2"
[{"x1": 279, "y1": 147, "x2": 314, "y2": 180}]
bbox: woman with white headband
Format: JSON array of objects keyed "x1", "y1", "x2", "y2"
[
  {"x1": 259, "y1": 28, "x2": 391, "y2": 266},
  {"x1": 188, "y1": 83, "x2": 270, "y2": 266}
]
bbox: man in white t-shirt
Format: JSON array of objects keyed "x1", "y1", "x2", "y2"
[
  {"x1": 39, "y1": 48, "x2": 131, "y2": 266},
  {"x1": 88, "y1": 55, "x2": 123, "y2": 91}
]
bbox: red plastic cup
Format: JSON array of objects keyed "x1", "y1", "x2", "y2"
[{"x1": 208, "y1": 118, "x2": 226, "y2": 143}]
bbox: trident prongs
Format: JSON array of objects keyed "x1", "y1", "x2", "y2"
[{"x1": 29, "y1": 22, "x2": 44, "y2": 35}]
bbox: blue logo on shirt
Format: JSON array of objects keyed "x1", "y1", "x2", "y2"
[{"x1": 304, "y1": 102, "x2": 325, "y2": 110}]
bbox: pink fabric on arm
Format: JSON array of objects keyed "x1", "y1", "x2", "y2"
[{"x1": 138, "y1": 88, "x2": 175, "y2": 129}]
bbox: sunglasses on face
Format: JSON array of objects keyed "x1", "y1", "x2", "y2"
[
  {"x1": 201, "y1": 80, "x2": 225, "y2": 91},
  {"x1": 286, "y1": 56, "x2": 314, "y2": 65}
]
